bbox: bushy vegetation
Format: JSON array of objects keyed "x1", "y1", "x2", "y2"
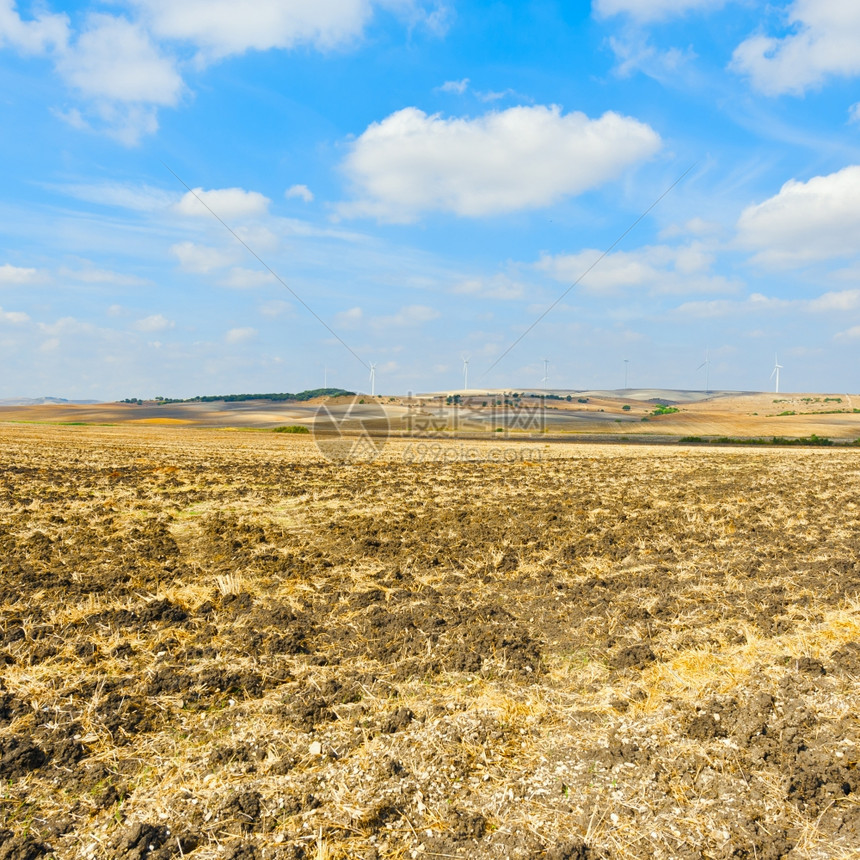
[
  {"x1": 682, "y1": 435, "x2": 836, "y2": 447},
  {"x1": 272, "y1": 425, "x2": 310, "y2": 434},
  {"x1": 147, "y1": 389, "x2": 355, "y2": 404}
]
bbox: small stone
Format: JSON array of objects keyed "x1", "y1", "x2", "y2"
[{"x1": 309, "y1": 740, "x2": 323, "y2": 756}]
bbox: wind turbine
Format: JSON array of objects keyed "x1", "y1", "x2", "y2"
[
  {"x1": 542, "y1": 358, "x2": 550, "y2": 391},
  {"x1": 462, "y1": 355, "x2": 470, "y2": 391},
  {"x1": 624, "y1": 358, "x2": 629, "y2": 390},
  {"x1": 697, "y1": 349, "x2": 711, "y2": 394},
  {"x1": 770, "y1": 354, "x2": 783, "y2": 394},
  {"x1": 369, "y1": 362, "x2": 377, "y2": 397}
]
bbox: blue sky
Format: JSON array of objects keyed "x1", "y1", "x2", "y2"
[{"x1": 2, "y1": 0, "x2": 860, "y2": 398}]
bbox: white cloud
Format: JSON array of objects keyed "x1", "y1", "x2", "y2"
[
  {"x1": 57, "y1": 14, "x2": 183, "y2": 106},
  {"x1": 731, "y1": 0, "x2": 860, "y2": 96},
  {"x1": 219, "y1": 267, "x2": 276, "y2": 289},
  {"x1": 675, "y1": 292, "x2": 794, "y2": 318},
  {"x1": 285, "y1": 184, "x2": 314, "y2": 203},
  {"x1": 334, "y1": 306, "x2": 363, "y2": 329},
  {"x1": 50, "y1": 14, "x2": 184, "y2": 144},
  {"x1": 170, "y1": 241, "x2": 237, "y2": 273},
  {"x1": 593, "y1": 0, "x2": 726, "y2": 22},
  {"x1": 372, "y1": 304, "x2": 440, "y2": 327},
  {"x1": 438, "y1": 78, "x2": 469, "y2": 94},
  {"x1": 55, "y1": 181, "x2": 175, "y2": 211},
  {"x1": 339, "y1": 105, "x2": 660, "y2": 221},
  {"x1": 0, "y1": 306, "x2": 29, "y2": 324},
  {"x1": 37, "y1": 316, "x2": 95, "y2": 337},
  {"x1": 59, "y1": 266, "x2": 149, "y2": 286},
  {"x1": 174, "y1": 187, "x2": 271, "y2": 219},
  {"x1": 130, "y1": 0, "x2": 449, "y2": 61},
  {"x1": 259, "y1": 300, "x2": 291, "y2": 317},
  {"x1": 132, "y1": 0, "x2": 375, "y2": 61},
  {"x1": 225, "y1": 326, "x2": 257, "y2": 343},
  {"x1": 452, "y1": 274, "x2": 526, "y2": 300},
  {"x1": 808, "y1": 289, "x2": 860, "y2": 312},
  {"x1": 676, "y1": 287, "x2": 860, "y2": 319},
  {"x1": 850, "y1": 102, "x2": 860, "y2": 124},
  {"x1": 835, "y1": 325, "x2": 860, "y2": 340},
  {"x1": 0, "y1": 263, "x2": 42, "y2": 284},
  {"x1": 536, "y1": 242, "x2": 735, "y2": 295},
  {"x1": 659, "y1": 216, "x2": 721, "y2": 239},
  {"x1": 607, "y1": 36, "x2": 694, "y2": 81},
  {"x1": 0, "y1": 0, "x2": 69, "y2": 54},
  {"x1": 133, "y1": 314, "x2": 174, "y2": 332},
  {"x1": 737, "y1": 165, "x2": 860, "y2": 267}
]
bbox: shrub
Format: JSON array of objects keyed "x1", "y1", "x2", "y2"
[
  {"x1": 273, "y1": 425, "x2": 310, "y2": 434},
  {"x1": 622, "y1": 404, "x2": 631, "y2": 411}
]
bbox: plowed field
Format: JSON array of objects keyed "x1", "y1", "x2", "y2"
[{"x1": 2, "y1": 425, "x2": 860, "y2": 859}]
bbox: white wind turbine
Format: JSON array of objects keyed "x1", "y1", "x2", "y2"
[
  {"x1": 697, "y1": 349, "x2": 711, "y2": 394},
  {"x1": 770, "y1": 354, "x2": 783, "y2": 394},
  {"x1": 542, "y1": 358, "x2": 550, "y2": 391},
  {"x1": 369, "y1": 362, "x2": 377, "y2": 397},
  {"x1": 462, "y1": 355, "x2": 470, "y2": 391}
]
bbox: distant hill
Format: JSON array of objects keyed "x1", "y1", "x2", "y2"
[{"x1": 0, "y1": 397, "x2": 102, "y2": 406}]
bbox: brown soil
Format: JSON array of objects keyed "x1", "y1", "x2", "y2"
[{"x1": 1, "y1": 425, "x2": 859, "y2": 858}]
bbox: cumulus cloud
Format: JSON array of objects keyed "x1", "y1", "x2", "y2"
[
  {"x1": 133, "y1": 314, "x2": 174, "y2": 332},
  {"x1": 131, "y1": 0, "x2": 374, "y2": 61},
  {"x1": 452, "y1": 274, "x2": 526, "y2": 300},
  {"x1": 57, "y1": 15, "x2": 182, "y2": 105},
  {"x1": 170, "y1": 241, "x2": 237, "y2": 273},
  {"x1": 338, "y1": 105, "x2": 660, "y2": 221},
  {"x1": 835, "y1": 325, "x2": 860, "y2": 340},
  {"x1": 737, "y1": 165, "x2": 860, "y2": 266},
  {"x1": 334, "y1": 306, "x2": 363, "y2": 329},
  {"x1": 536, "y1": 242, "x2": 735, "y2": 295},
  {"x1": 174, "y1": 187, "x2": 271, "y2": 219},
  {"x1": 808, "y1": 289, "x2": 860, "y2": 312},
  {"x1": 225, "y1": 326, "x2": 257, "y2": 343},
  {"x1": 259, "y1": 300, "x2": 291, "y2": 317},
  {"x1": 731, "y1": 0, "x2": 860, "y2": 96},
  {"x1": 53, "y1": 14, "x2": 184, "y2": 143},
  {"x1": 607, "y1": 37, "x2": 694, "y2": 81},
  {"x1": 372, "y1": 304, "x2": 440, "y2": 327},
  {"x1": 593, "y1": 0, "x2": 726, "y2": 21},
  {"x1": 0, "y1": 0, "x2": 69, "y2": 54},
  {"x1": 219, "y1": 267, "x2": 276, "y2": 289},
  {"x1": 0, "y1": 263, "x2": 42, "y2": 284},
  {"x1": 0, "y1": 306, "x2": 29, "y2": 324},
  {"x1": 438, "y1": 78, "x2": 469, "y2": 94},
  {"x1": 285, "y1": 184, "x2": 314, "y2": 203},
  {"x1": 674, "y1": 292, "x2": 794, "y2": 318},
  {"x1": 676, "y1": 288, "x2": 860, "y2": 318},
  {"x1": 59, "y1": 266, "x2": 149, "y2": 286}
]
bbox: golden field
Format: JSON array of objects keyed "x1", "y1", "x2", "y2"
[{"x1": 1, "y1": 422, "x2": 860, "y2": 859}]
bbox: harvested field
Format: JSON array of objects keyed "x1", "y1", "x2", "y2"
[{"x1": 1, "y1": 424, "x2": 860, "y2": 859}]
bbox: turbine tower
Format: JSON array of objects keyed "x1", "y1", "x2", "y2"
[
  {"x1": 624, "y1": 358, "x2": 629, "y2": 390},
  {"x1": 462, "y1": 355, "x2": 470, "y2": 391},
  {"x1": 542, "y1": 358, "x2": 549, "y2": 391},
  {"x1": 697, "y1": 349, "x2": 711, "y2": 394},
  {"x1": 369, "y1": 362, "x2": 377, "y2": 397},
  {"x1": 770, "y1": 354, "x2": 783, "y2": 394}
]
